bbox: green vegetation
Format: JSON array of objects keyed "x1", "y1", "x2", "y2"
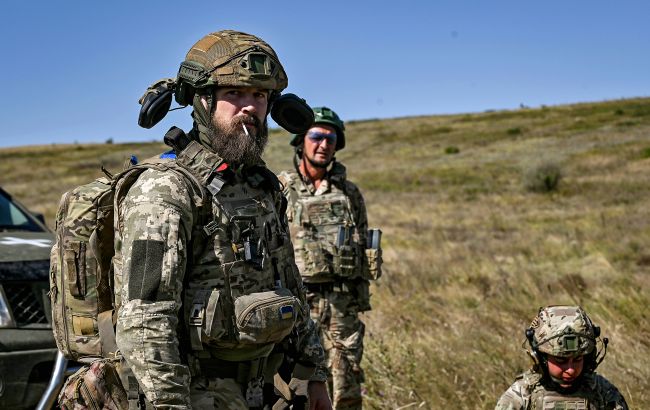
[
  {"x1": 523, "y1": 160, "x2": 562, "y2": 193},
  {"x1": 2, "y1": 97, "x2": 650, "y2": 408}
]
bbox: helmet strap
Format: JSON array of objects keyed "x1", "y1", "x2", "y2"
[{"x1": 191, "y1": 90, "x2": 216, "y2": 148}]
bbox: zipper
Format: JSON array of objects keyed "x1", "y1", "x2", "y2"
[
  {"x1": 79, "y1": 378, "x2": 101, "y2": 410},
  {"x1": 59, "y1": 190, "x2": 72, "y2": 356}
]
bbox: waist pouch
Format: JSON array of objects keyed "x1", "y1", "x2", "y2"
[
  {"x1": 234, "y1": 288, "x2": 300, "y2": 344},
  {"x1": 196, "y1": 288, "x2": 300, "y2": 346}
]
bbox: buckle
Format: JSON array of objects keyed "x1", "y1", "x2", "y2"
[{"x1": 189, "y1": 303, "x2": 204, "y2": 327}]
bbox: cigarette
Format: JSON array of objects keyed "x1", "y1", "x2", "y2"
[{"x1": 242, "y1": 123, "x2": 250, "y2": 138}]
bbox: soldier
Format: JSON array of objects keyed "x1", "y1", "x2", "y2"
[
  {"x1": 114, "y1": 30, "x2": 331, "y2": 409},
  {"x1": 278, "y1": 107, "x2": 382, "y2": 409},
  {"x1": 495, "y1": 305, "x2": 628, "y2": 410}
]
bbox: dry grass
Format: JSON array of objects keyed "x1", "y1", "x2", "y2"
[{"x1": 3, "y1": 98, "x2": 650, "y2": 408}]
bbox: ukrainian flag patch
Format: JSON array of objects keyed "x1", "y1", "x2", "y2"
[{"x1": 279, "y1": 305, "x2": 294, "y2": 320}]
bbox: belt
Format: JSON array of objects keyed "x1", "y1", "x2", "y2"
[
  {"x1": 198, "y1": 357, "x2": 267, "y2": 384},
  {"x1": 304, "y1": 281, "x2": 350, "y2": 293}
]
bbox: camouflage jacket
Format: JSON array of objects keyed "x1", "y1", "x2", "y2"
[
  {"x1": 114, "y1": 141, "x2": 326, "y2": 408},
  {"x1": 277, "y1": 162, "x2": 369, "y2": 284},
  {"x1": 495, "y1": 370, "x2": 628, "y2": 410}
]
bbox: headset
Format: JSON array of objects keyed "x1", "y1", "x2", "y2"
[{"x1": 138, "y1": 60, "x2": 314, "y2": 134}]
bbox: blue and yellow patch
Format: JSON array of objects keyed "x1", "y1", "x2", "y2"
[{"x1": 279, "y1": 305, "x2": 294, "y2": 320}]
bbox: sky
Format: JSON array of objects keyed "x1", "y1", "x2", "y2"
[{"x1": 1, "y1": 0, "x2": 649, "y2": 148}]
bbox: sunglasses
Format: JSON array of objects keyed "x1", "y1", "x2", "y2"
[{"x1": 306, "y1": 131, "x2": 337, "y2": 145}]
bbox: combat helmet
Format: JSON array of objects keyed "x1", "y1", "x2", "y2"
[
  {"x1": 174, "y1": 30, "x2": 288, "y2": 107},
  {"x1": 138, "y1": 30, "x2": 313, "y2": 135},
  {"x1": 526, "y1": 305, "x2": 608, "y2": 374},
  {"x1": 291, "y1": 106, "x2": 346, "y2": 151}
]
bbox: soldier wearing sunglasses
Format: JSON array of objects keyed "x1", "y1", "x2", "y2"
[{"x1": 278, "y1": 107, "x2": 383, "y2": 409}]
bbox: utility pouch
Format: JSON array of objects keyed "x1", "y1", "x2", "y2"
[
  {"x1": 364, "y1": 248, "x2": 382, "y2": 280},
  {"x1": 234, "y1": 288, "x2": 300, "y2": 344},
  {"x1": 364, "y1": 228, "x2": 383, "y2": 280},
  {"x1": 300, "y1": 240, "x2": 330, "y2": 276},
  {"x1": 58, "y1": 358, "x2": 128, "y2": 410},
  {"x1": 333, "y1": 245, "x2": 357, "y2": 277},
  {"x1": 333, "y1": 225, "x2": 359, "y2": 277},
  {"x1": 188, "y1": 289, "x2": 229, "y2": 349}
]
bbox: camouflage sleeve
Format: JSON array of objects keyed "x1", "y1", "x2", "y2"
[
  {"x1": 294, "y1": 309, "x2": 328, "y2": 382},
  {"x1": 595, "y1": 374, "x2": 629, "y2": 410},
  {"x1": 346, "y1": 181, "x2": 368, "y2": 248},
  {"x1": 115, "y1": 169, "x2": 194, "y2": 409},
  {"x1": 494, "y1": 379, "x2": 527, "y2": 410}
]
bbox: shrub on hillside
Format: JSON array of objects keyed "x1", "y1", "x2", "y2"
[
  {"x1": 523, "y1": 160, "x2": 562, "y2": 193},
  {"x1": 641, "y1": 147, "x2": 650, "y2": 159}
]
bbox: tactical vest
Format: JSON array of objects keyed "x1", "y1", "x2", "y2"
[
  {"x1": 530, "y1": 390, "x2": 589, "y2": 410},
  {"x1": 114, "y1": 141, "x2": 305, "y2": 362},
  {"x1": 280, "y1": 171, "x2": 363, "y2": 282},
  {"x1": 523, "y1": 374, "x2": 603, "y2": 410}
]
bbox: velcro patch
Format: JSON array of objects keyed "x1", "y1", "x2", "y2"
[{"x1": 128, "y1": 240, "x2": 164, "y2": 301}]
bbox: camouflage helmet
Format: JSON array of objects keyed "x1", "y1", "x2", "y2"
[
  {"x1": 175, "y1": 30, "x2": 288, "y2": 106},
  {"x1": 290, "y1": 106, "x2": 346, "y2": 150},
  {"x1": 528, "y1": 305, "x2": 598, "y2": 358}
]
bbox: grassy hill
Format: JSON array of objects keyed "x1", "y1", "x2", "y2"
[{"x1": 2, "y1": 97, "x2": 650, "y2": 408}]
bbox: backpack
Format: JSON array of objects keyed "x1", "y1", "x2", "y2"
[{"x1": 49, "y1": 157, "x2": 202, "y2": 362}]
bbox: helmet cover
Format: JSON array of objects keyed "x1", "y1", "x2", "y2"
[
  {"x1": 179, "y1": 30, "x2": 288, "y2": 93},
  {"x1": 530, "y1": 305, "x2": 597, "y2": 358}
]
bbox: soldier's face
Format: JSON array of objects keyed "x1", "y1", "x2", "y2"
[
  {"x1": 546, "y1": 355, "x2": 584, "y2": 387},
  {"x1": 303, "y1": 125, "x2": 337, "y2": 168},
  {"x1": 213, "y1": 87, "x2": 269, "y2": 133},
  {"x1": 205, "y1": 87, "x2": 270, "y2": 165}
]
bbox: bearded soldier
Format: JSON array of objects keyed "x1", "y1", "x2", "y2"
[
  {"x1": 278, "y1": 107, "x2": 382, "y2": 409},
  {"x1": 110, "y1": 30, "x2": 331, "y2": 409},
  {"x1": 495, "y1": 305, "x2": 628, "y2": 410}
]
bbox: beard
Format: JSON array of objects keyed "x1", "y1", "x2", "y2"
[
  {"x1": 306, "y1": 154, "x2": 332, "y2": 169},
  {"x1": 207, "y1": 114, "x2": 268, "y2": 166}
]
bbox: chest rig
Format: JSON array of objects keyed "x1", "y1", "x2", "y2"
[
  {"x1": 527, "y1": 378, "x2": 601, "y2": 410},
  {"x1": 283, "y1": 171, "x2": 361, "y2": 282},
  {"x1": 170, "y1": 141, "x2": 304, "y2": 362},
  {"x1": 531, "y1": 391, "x2": 589, "y2": 410}
]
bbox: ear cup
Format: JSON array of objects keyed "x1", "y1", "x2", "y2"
[
  {"x1": 138, "y1": 89, "x2": 173, "y2": 129},
  {"x1": 270, "y1": 93, "x2": 314, "y2": 134},
  {"x1": 174, "y1": 81, "x2": 196, "y2": 107}
]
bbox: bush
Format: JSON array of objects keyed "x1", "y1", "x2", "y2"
[
  {"x1": 444, "y1": 146, "x2": 460, "y2": 154},
  {"x1": 523, "y1": 160, "x2": 562, "y2": 193},
  {"x1": 641, "y1": 147, "x2": 650, "y2": 159}
]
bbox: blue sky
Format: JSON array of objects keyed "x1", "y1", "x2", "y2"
[{"x1": 1, "y1": 1, "x2": 648, "y2": 147}]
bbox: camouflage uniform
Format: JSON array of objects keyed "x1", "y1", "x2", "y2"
[
  {"x1": 278, "y1": 161, "x2": 374, "y2": 410},
  {"x1": 112, "y1": 30, "x2": 327, "y2": 409},
  {"x1": 495, "y1": 370, "x2": 628, "y2": 409},
  {"x1": 114, "y1": 141, "x2": 326, "y2": 409},
  {"x1": 495, "y1": 306, "x2": 628, "y2": 410}
]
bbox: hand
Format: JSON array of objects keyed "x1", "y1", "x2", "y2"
[{"x1": 308, "y1": 381, "x2": 332, "y2": 410}]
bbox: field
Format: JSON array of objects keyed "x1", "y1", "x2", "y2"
[{"x1": 2, "y1": 97, "x2": 650, "y2": 408}]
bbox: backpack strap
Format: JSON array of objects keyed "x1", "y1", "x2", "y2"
[{"x1": 98, "y1": 310, "x2": 118, "y2": 357}]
